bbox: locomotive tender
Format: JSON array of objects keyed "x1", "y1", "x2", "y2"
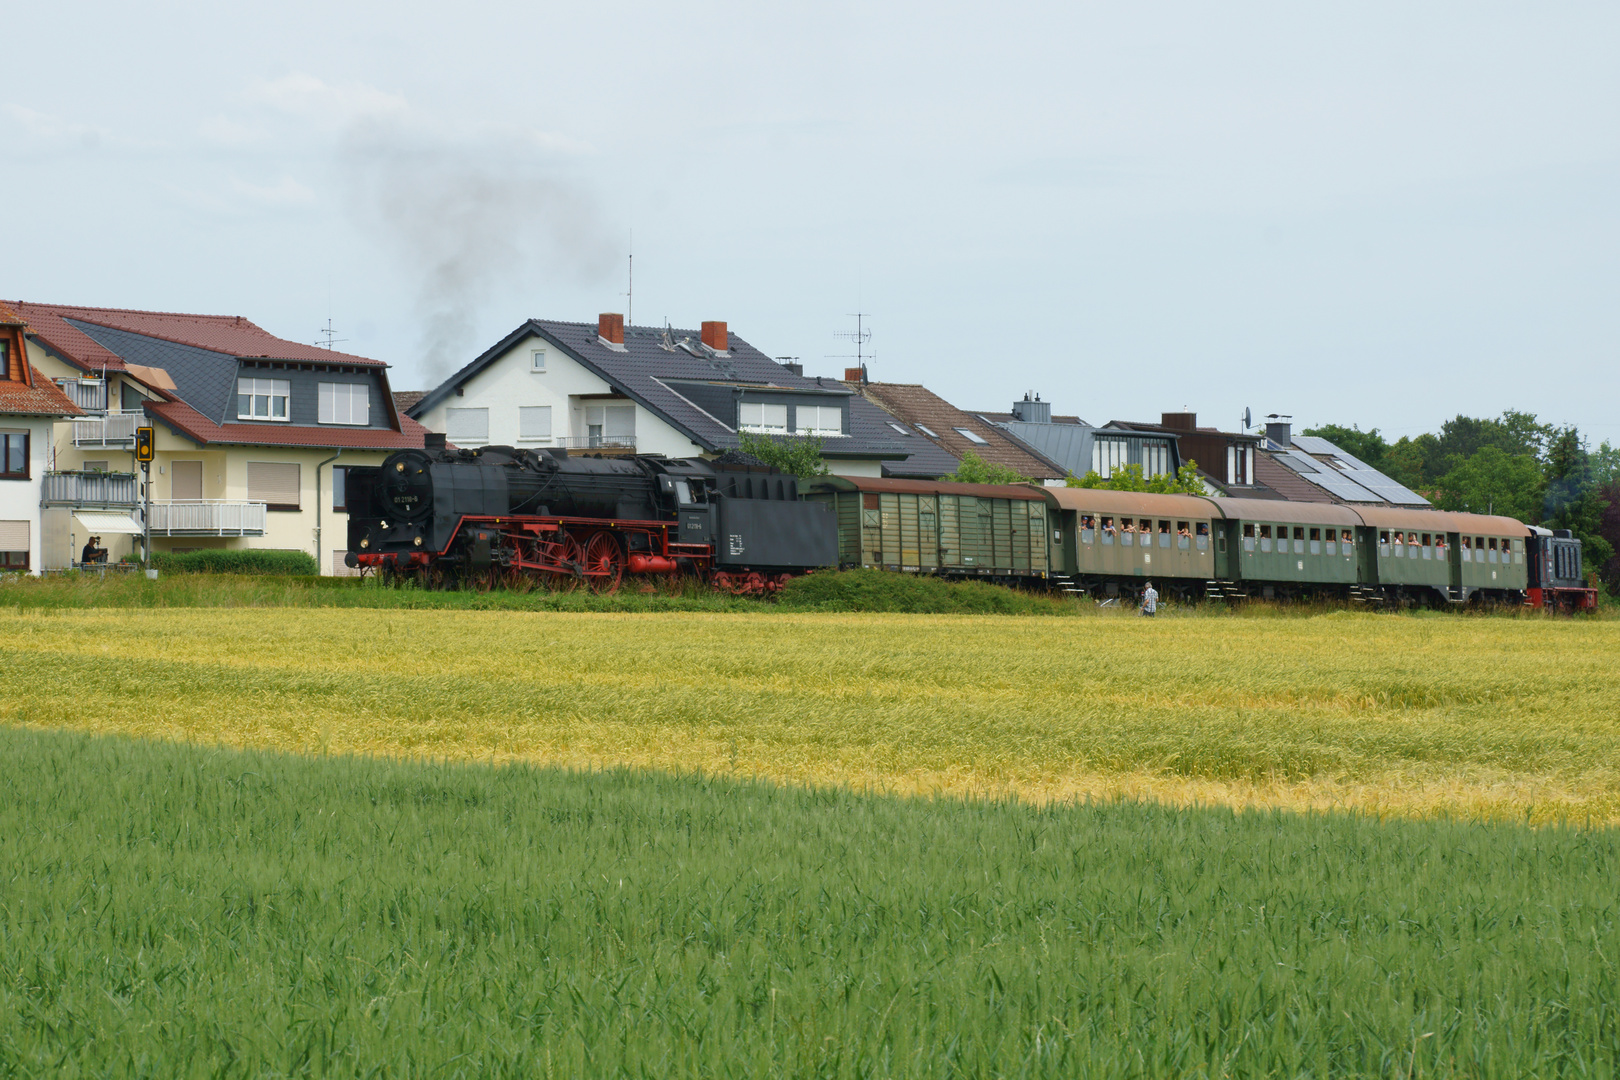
[{"x1": 343, "y1": 435, "x2": 836, "y2": 592}]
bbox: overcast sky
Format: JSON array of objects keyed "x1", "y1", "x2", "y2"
[{"x1": 5, "y1": 2, "x2": 1616, "y2": 442}]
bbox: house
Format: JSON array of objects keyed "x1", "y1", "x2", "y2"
[
  {"x1": 982, "y1": 398, "x2": 1190, "y2": 485},
  {"x1": 853, "y1": 382, "x2": 1067, "y2": 482},
  {"x1": 0, "y1": 303, "x2": 82, "y2": 573},
  {"x1": 1104, "y1": 413, "x2": 1264, "y2": 493},
  {"x1": 1249, "y1": 419, "x2": 1430, "y2": 507},
  {"x1": 7, "y1": 300, "x2": 430, "y2": 573},
  {"x1": 407, "y1": 314, "x2": 956, "y2": 478}
]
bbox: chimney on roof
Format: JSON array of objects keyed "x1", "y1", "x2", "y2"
[
  {"x1": 1266, "y1": 420, "x2": 1292, "y2": 448},
  {"x1": 1012, "y1": 394, "x2": 1051, "y2": 424},
  {"x1": 844, "y1": 366, "x2": 866, "y2": 385},
  {"x1": 701, "y1": 320, "x2": 728, "y2": 352},
  {"x1": 1161, "y1": 411, "x2": 1197, "y2": 431},
  {"x1": 597, "y1": 312, "x2": 625, "y2": 346},
  {"x1": 779, "y1": 360, "x2": 804, "y2": 376}
]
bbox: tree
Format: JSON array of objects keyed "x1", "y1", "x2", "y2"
[
  {"x1": 1066, "y1": 461, "x2": 1206, "y2": 495},
  {"x1": 1383, "y1": 435, "x2": 1438, "y2": 491},
  {"x1": 1432, "y1": 446, "x2": 1544, "y2": 523},
  {"x1": 1541, "y1": 426, "x2": 1614, "y2": 575},
  {"x1": 733, "y1": 431, "x2": 830, "y2": 480},
  {"x1": 1302, "y1": 424, "x2": 1388, "y2": 468},
  {"x1": 943, "y1": 450, "x2": 1030, "y2": 485}
]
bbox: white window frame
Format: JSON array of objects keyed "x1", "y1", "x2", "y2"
[
  {"x1": 531, "y1": 349, "x2": 547, "y2": 373},
  {"x1": 739, "y1": 402, "x2": 788, "y2": 433},
  {"x1": 317, "y1": 382, "x2": 370, "y2": 426},
  {"x1": 446, "y1": 407, "x2": 490, "y2": 445},
  {"x1": 518, "y1": 405, "x2": 553, "y2": 442},
  {"x1": 236, "y1": 377, "x2": 290, "y2": 422},
  {"x1": 797, "y1": 405, "x2": 843, "y2": 436}
]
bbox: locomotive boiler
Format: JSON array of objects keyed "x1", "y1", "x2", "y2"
[{"x1": 344, "y1": 436, "x2": 837, "y2": 592}]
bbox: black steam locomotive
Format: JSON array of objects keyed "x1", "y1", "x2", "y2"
[{"x1": 343, "y1": 435, "x2": 837, "y2": 592}]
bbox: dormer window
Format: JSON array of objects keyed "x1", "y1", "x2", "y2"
[
  {"x1": 739, "y1": 402, "x2": 787, "y2": 433},
  {"x1": 237, "y1": 377, "x2": 289, "y2": 421},
  {"x1": 318, "y1": 382, "x2": 370, "y2": 426},
  {"x1": 796, "y1": 406, "x2": 843, "y2": 436}
]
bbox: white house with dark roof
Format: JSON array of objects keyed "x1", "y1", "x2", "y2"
[
  {"x1": 407, "y1": 314, "x2": 958, "y2": 479},
  {"x1": 0, "y1": 303, "x2": 82, "y2": 573},
  {"x1": 8, "y1": 300, "x2": 429, "y2": 572}
]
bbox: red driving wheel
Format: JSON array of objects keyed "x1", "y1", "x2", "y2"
[{"x1": 583, "y1": 531, "x2": 624, "y2": 593}]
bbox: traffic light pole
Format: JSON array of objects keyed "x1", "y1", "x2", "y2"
[{"x1": 141, "y1": 460, "x2": 150, "y2": 567}]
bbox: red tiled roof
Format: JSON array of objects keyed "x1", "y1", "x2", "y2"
[
  {"x1": 4, "y1": 300, "x2": 387, "y2": 371},
  {"x1": 147, "y1": 399, "x2": 428, "y2": 450},
  {"x1": 858, "y1": 382, "x2": 1066, "y2": 480},
  {"x1": 0, "y1": 366, "x2": 83, "y2": 417}
]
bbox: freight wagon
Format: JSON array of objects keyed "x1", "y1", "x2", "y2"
[{"x1": 803, "y1": 476, "x2": 1051, "y2": 581}]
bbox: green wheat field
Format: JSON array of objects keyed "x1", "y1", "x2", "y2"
[{"x1": 1, "y1": 598, "x2": 1617, "y2": 1075}]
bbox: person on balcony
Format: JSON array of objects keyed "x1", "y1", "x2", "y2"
[{"x1": 80, "y1": 536, "x2": 107, "y2": 565}]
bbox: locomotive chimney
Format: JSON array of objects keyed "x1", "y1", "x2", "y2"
[
  {"x1": 701, "y1": 320, "x2": 728, "y2": 352},
  {"x1": 597, "y1": 312, "x2": 625, "y2": 347},
  {"x1": 424, "y1": 432, "x2": 446, "y2": 451}
]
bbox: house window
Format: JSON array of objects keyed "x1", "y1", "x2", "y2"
[
  {"x1": 954, "y1": 427, "x2": 989, "y2": 445},
  {"x1": 519, "y1": 405, "x2": 553, "y2": 442},
  {"x1": 739, "y1": 402, "x2": 788, "y2": 433},
  {"x1": 1092, "y1": 437, "x2": 1128, "y2": 478},
  {"x1": 887, "y1": 422, "x2": 911, "y2": 436},
  {"x1": 332, "y1": 466, "x2": 349, "y2": 512},
  {"x1": 585, "y1": 404, "x2": 635, "y2": 445},
  {"x1": 531, "y1": 349, "x2": 547, "y2": 373},
  {"x1": 82, "y1": 460, "x2": 109, "y2": 474},
  {"x1": 0, "y1": 519, "x2": 26, "y2": 570},
  {"x1": 318, "y1": 382, "x2": 370, "y2": 426},
  {"x1": 121, "y1": 382, "x2": 146, "y2": 412},
  {"x1": 446, "y1": 407, "x2": 489, "y2": 445},
  {"x1": 1141, "y1": 440, "x2": 1170, "y2": 477},
  {"x1": 247, "y1": 461, "x2": 301, "y2": 511},
  {"x1": 236, "y1": 377, "x2": 290, "y2": 421},
  {"x1": 0, "y1": 432, "x2": 28, "y2": 479},
  {"x1": 915, "y1": 424, "x2": 940, "y2": 438},
  {"x1": 797, "y1": 405, "x2": 843, "y2": 436}
]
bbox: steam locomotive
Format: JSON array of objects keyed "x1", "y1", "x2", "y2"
[{"x1": 342, "y1": 435, "x2": 837, "y2": 592}]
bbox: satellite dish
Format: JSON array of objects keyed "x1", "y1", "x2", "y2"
[{"x1": 1243, "y1": 407, "x2": 1252, "y2": 430}]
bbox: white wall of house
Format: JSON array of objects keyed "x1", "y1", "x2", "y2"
[
  {"x1": 413, "y1": 333, "x2": 709, "y2": 459},
  {"x1": 0, "y1": 416, "x2": 59, "y2": 574}
]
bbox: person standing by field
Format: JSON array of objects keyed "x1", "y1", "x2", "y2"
[{"x1": 1140, "y1": 582, "x2": 1158, "y2": 617}]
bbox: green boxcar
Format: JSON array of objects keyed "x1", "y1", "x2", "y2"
[{"x1": 804, "y1": 477, "x2": 1050, "y2": 578}]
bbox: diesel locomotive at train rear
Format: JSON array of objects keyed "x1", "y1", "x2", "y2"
[{"x1": 343, "y1": 437, "x2": 837, "y2": 592}]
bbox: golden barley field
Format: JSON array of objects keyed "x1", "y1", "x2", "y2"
[{"x1": 4, "y1": 607, "x2": 1617, "y2": 823}]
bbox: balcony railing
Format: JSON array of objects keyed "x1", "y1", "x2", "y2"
[
  {"x1": 55, "y1": 379, "x2": 108, "y2": 413},
  {"x1": 73, "y1": 412, "x2": 140, "y2": 447},
  {"x1": 146, "y1": 501, "x2": 267, "y2": 536},
  {"x1": 555, "y1": 435, "x2": 636, "y2": 453},
  {"x1": 41, "y1": 471, "x2": 138, "y2": 508}
]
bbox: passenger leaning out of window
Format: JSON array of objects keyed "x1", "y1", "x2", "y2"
[{"x1": 1177, "y1": 525, "x2": 1190, "y2": 538}]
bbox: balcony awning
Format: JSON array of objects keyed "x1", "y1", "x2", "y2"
[{"x1": 73, "y1": 511, "x2": 144, "y2": 535}]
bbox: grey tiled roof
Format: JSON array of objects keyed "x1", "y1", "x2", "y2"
[
  {"x1": 412, "y1": 320, "x2": 944, "y2": 468},
  {"x1": 67, "y1": 318, "x2": 239, "y2": 424}
]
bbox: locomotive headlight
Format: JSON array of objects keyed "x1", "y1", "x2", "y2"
[
  {"x1": 360, "y1": 537, "x2": 370, "y2": 549},
  {"x1": 396, "y1": 462, "x2": 405, "y2": 472},
  {"x1": 414, "y1": 536, "x2": 423, "y2": 547},
  {"x1": 380, "y1": 521, "x2": 389, "y2": 530}
]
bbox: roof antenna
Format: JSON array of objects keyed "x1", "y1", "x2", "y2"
[
  {"x1": 830, "y1": 311, "x2": 873, "y2": 383},
  {"x1": 314, "y1": 318, "x2": 347, "y2": 350},
  {"x1": 623, "y1": 229, "x2": 633, "y2": 329}
]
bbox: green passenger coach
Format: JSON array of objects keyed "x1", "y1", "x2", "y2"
[
  {"x1": 1042, "y1": 488, "x2": 1216, "y2": 598},
  {"x1": 1205, "y1": 499, "x2": 1362, "y2": 599}
]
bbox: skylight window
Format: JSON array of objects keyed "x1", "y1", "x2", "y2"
[
  {"x1": 954, "y1": 427, "x2": 988, "y2": 445},
  {"x1": 887, "y1": 422, "x2": 912, "y2": 436},
  {"x1": 915, "y1": 424, "x2": 939, "y2": 438}
]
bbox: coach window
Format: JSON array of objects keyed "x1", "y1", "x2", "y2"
[
  {"x1": 1120, "y1": 518, "x2": 1134, "y2": 546},
  {"x1": 1259, "y1": 524, "x2": 1272, "y2": 553},
  {"x1": 1309, "y1": 528, "x2": 1321, "y2": 555},
  {"x1": 1101, "y1": 516, "x2": 1114, "y2": 544},
  {"x1": 1324, "y1": 529, "x2": 1336, "y2": 555},
  {"x1": 1341, "y1": 529, "x2": 1354, "y2": 550},
  {"x1": 1513, "y1": 538, "x2": 1524, "y2": 563},
  {"x1": 1158, "y1": 520, "x2": 1171, "y2": 547},
  {"x1": 1242, "y1": 523, "x2": 1255, "y2": 553},
  {"x1": 1488, "y1": 537, "x2": 1498, "y2": 563},
  {"x1": 1080, "y1": 514, "x2": 1095, "y2": 544},
  {"x1": 1196, "y1": 522, "x2": 1209, "y2": 550},
  {"x1": 1178, "y1": 522, "x2": 1192, "y2": 550},
  {"x1": 1461, "y1": 536, "x2": 1471, "y2": 561},
  {"x1": 1379, "y1": 531, "x2": 1391, "y2": 556},
  {"x1": 1291, "y1": 526, "x2": 1304, "y2": 553}
]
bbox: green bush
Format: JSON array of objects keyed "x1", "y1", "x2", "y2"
[
  {"x1": 777, "y1": 567, "x2": 1072, "y2": 614},
  {"x1": 148, "y1": 549, "x2": 319, "y2": 575}
]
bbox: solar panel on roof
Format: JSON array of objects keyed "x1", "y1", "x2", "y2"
[
  {"x1": 1342, "y1": 471, "x2": 1429, "y2": 505},
  {"x1": 1301, "y1": 469, "x2": 1382, "y2": 502},
  {"x1": 1275, "y1": 449, "x2": 1323, "y2": 474}
]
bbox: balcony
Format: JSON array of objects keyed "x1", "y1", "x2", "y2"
[
  {"x1": 41, "y1": 471, "x2": 138, "y2": 508},
  {"x1": 55, "y1": 378, "x2": 109, "y2": 413},
  {"x1": 555, "y1": 435, "x2": 636, "y2": 455},
  {"x1": 146, "y1": 500, "x2": 267, "y2": 536},
  {"x1": 73, "y1": 412, "x2": 140, "y2": 448}
]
